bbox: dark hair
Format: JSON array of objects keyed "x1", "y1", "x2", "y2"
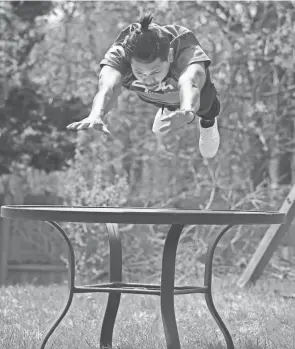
[{"x1": 125, "y1": 13, "x2": 170, "y2": 63}]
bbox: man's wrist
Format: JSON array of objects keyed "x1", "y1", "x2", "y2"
[
  {"x1": 181, "y1": 109, "x2": 196, "y2": 124},
  {"x1": 89, "y1": 110, "x2": 105, "y2": 121}
]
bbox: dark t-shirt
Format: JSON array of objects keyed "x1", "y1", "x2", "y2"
[{"x1": 100, "y1": 23, "x2": 217, "y2": 113}]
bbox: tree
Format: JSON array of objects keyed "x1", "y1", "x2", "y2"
[
  {"x1": 1, "y1": 1, "x2": 86, "y2": 173},
  {"x1": 196, "y1": 1, "x2": 295, "y2": 187}
]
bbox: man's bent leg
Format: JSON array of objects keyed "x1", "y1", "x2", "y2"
[
  {"x1": 199, "y1": 97, "x2": 220, "y2": 127},
  {"x1": 198, "y1": 97, "x2": 221, "y2": 158}
]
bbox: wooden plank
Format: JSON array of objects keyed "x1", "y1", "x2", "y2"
[
  {"x1": 237, "y1": 185, "x2": 295, "y2": 288},
  {"x1": 0, "y1": 195, "x2": 12, "y2": 286}
]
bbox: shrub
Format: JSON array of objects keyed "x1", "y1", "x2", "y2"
[{"x1": 60, "y1": 130, "x2": 129, "y2": 283}]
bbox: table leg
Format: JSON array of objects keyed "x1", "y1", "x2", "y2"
[
  {"x1": 100, "y1": 223, "x2": 122, "y2": 349},
  {"x1": 204, "y1": 225, "x2": 234, "y2": 349},
  {"x1": 40, "y1": 221, "x2": 76, "y2": 349},
  {"x1": 160, "y1": 224, "x2": 185, "y2": 349}
]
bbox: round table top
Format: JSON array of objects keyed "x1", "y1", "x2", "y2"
[{"x1": 0, "y1": 205, "x2": 285, "y2": 225}]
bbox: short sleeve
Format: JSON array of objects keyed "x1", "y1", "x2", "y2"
[
  {"x1": 100, "y1": 45, "x2": 129, "y2": 75},
  {"x1": 100, "y1": 25, "x2": 135, "y2": 75},
  {"x1": 172, "y1": 29, "x2": 211, "y2": 78}
]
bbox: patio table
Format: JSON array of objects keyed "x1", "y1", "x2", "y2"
[{"x1": 0, "y1": 205, "x2": 285, "y2": 349}]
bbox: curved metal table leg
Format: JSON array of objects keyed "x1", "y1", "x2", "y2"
[
  {"x1": 40, "y1": 221, "x2": 76, "y2": 349},
  {"x1": 100, "y1": 223, "x2": 122, "y2": 349},
  {"x1": 160, "y1": 224, "x2": 185, "y2": 349},
  {"x1": 204, "y1": 224, "x2": 234, "y2": 349}
]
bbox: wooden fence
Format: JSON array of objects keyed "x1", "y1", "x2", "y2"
[{"x1": 0, "y1": 192, "x2": 68, "y2": 286}]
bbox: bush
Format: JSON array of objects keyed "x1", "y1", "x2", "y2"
[{"x1": 60, "y1": 130, "x2": 130, "y2": 283}]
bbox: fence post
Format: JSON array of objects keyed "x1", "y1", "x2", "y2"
[
  {"x1": 237, "y1": 185, "x2": 295, "y2": 288},
  {"x1": 0, "y1": 195, "x2": 12, "y2": 287}
]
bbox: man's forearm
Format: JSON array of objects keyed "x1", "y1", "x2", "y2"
[
  {"x1": 178, "y1": 62, "x2": 206, "y2": 123},
  {"x1": 90, "y1": 86, "x2": 121, "y2": 120},
  {"x1": 179, "y1": 81, "x2": 201, "y2": 113}
]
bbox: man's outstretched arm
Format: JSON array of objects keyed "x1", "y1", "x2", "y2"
[
  {"x1": 159, "y1": 62, "x2": 206, "y2": 132},
  {"x1": 67, "y1": 65, "x2": 123, "y2": 134},
  {"x1": 178, "y1": 61, "x2": 206, "y2": 121}
]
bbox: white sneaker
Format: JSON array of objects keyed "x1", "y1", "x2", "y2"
[{"x1": 199, "y1": 118, "x2": 220, "y2": 158}]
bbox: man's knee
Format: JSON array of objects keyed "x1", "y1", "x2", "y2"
[{"x1": 199, "y1": 97, "x2": 220, "y2": 121}]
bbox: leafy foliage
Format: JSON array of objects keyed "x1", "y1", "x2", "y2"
[
  {"x1": 58, "y1": 129, "x2": 129, "y2": 281},
  {"x1": 1, "y1": 1, "x2": 83, "y2": 173}
]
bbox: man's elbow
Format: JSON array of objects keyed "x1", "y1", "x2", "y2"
[
  {"x1": 99, "y1": 66, "x2": 123, "y2": 93},
  {"x1": 178, "y1": 64, "x2": 206, "y2": 90},
  {"x1": 98, "y1": 80, "x2": 121, "y2": 97}
]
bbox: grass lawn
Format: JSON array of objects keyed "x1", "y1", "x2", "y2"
[{"x1": 0, "y1": 275, "x2": 294, "y2": 349}]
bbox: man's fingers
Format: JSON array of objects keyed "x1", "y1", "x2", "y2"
[
  {"x1": 159, "y1": 124, "x2": 171, "y2": 133},
  {"x1": 91, "y1": 122, "x2": 112, "y2": 136},
  {"x1": 67, "y1": 119, "x2": 96, "y2": 130},
  {"x1": 93, "y1": 123, "x2": 109, "y2": 134},
  {"x1": 102, "y1": 125, "x2": 111, "y2": 135},
  {"x1": 160, "y1": 115, "x2": 171, "y2": 122},
  {"x1": 77, "y1": 122, "x2": 90, "y2": 130},
  {"x1": 67, "y1": 119, "x2": 112, "y2": 136},
  {"x1": 67, "y1": 122, "x2": 80, "y2": 129}
]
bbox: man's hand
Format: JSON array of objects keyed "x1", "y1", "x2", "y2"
[
  {"x1": 159, "y1": 110, "x2": 194, "y2": 133},
  {"x1": 66, "y1": 115, "x2": 111, "y2": 136}
]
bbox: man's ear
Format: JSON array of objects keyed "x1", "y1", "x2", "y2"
[{"x1": 168, "y1": 48, "x2": 174, "y2": 63}]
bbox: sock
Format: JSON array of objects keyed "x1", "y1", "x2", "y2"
[{"x1": 200, "y1": 118, "x2": 215, "y2": 128}]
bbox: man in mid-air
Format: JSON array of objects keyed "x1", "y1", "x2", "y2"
[{"x1": 67, "y1": 13, "x2": 220, "y2": 158}]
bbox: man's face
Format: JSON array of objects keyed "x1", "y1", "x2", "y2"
[{"x1": 131, "y1": 49, "x2": 173, "y2": 90}]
